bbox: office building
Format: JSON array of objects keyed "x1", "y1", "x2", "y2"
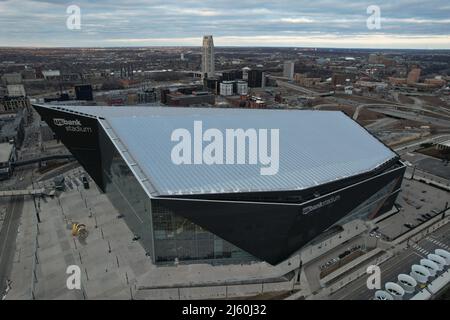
[
  {"x1": 407, "y1": 68, "x2": 421, "y2": 85},
  {"x1": 75, "y1": 84, "x2": 94, "y2": 101},
  {"x1": 247, "y1": 70, "x2": 264, "y2": 88},
  {"x1": 283, "y1": 61, "x2": 295, "y2": 80},
  {"x1": 220, "y1": 81, "x2": 234, "y2": 96},
  {"x1": 201, "y1": 35, "x2": 215, "y2": 79},
  {"x1": 236, "y1": 81, "x2": 248, "y2": 95}
]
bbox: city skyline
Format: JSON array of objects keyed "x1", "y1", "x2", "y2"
[{"x1": 0, "y1": 0, "x2": 450, "y2": 49}]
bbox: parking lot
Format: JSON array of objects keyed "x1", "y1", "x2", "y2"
[{"x1": 377, "y1": 179, "x2": 449, "y2": 240}]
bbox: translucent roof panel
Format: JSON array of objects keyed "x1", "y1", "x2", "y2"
[{"x1": 68, "y1": 106, "x2": 398, "y2": 196}]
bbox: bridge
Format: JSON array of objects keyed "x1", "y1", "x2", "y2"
[
  {"x1": 0, "y1": 188, "x2": 53, "y2": 198},
  {"x1": 12, "y1": 154, "x2": 74, "y2": 168}
]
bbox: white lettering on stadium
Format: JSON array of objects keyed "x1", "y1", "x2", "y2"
[
  {"x1": 53, "y1": 118, "x2": 92, "y2": 133},
  {"x1": 302, "y1": 195, "x2": 341, "y2": 215}
]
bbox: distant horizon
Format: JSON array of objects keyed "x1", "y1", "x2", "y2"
[
  {"x1": 1, "y1": 45, "x2": 450, "y2": 51},
  {"x1": 1, "y1": 0, "x2": 449, "y2": 49}
]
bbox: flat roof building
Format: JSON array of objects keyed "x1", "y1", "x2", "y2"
[
  {"x1": 34, "y1": 104, "x2": 405, "y2": 265},
  {"x1": 0, "y1": 142, "x2": 16, "y2": 180}
]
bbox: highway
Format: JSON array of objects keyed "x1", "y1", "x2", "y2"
[
  {"x1": 273, "y1": 79, "x2": 318, "y2": 95},
  {"x1": 368, "y1": 108, "x2": 450, "y2": 128},
  {"x1": 327, "y1": 224, "x2": 450, "y2": 300}
]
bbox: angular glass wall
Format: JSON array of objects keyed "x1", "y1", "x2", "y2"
[
  {"x1": 152, "y1": 202, "x2": 256, "y2": 265},
  {"x1": 99, "y1": 123, "x2": 255, "y2": 265},
  {"x1": 98, "y1": 125, "x2": 155, "y2": 261},
  {"x1": 336, "y1": 178, "x2": 399, "y2": 225}
]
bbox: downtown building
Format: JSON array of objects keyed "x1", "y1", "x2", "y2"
[
  {"x1": 201, "y1": 35, "x2": 215, "y2": 79},
  {"x1": 34, "y1": 104, "x2": 406, "y2": 266},
  {"x1": 283, "y1": 61, "x2": 295, "y2": 80}
]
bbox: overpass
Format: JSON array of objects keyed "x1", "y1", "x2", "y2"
[
  {"x1": 12, "y1": 154, "x2": 74, "y2": 168},
  {"x1": 0, "y1": 188, "x2": 51, "y2": 197}
]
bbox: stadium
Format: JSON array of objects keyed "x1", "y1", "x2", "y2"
[{"x1": 33, "y1": 104, "x2": 406, "y2": 266}]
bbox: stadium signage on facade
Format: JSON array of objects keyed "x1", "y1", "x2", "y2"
[
  {"x1": 53, "y1": 118, "x2": 92, "y2": 133},
  {"x1": 302, "y1": 195, "x2": 341, "y2": 215}
]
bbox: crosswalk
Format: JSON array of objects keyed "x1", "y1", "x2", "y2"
[
  {"x1": 412, "y1": 243, "x2": 429, "y2": 256},
  {"x1": 426, "y1": 237, "x2": 450, "y2": 251},
  {"x1": 411, "y1": 237, "x2": 450, "y2": 257}
]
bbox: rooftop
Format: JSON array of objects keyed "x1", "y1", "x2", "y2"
[
  {"x1": 35, "y1": 105, "x2": 398, "y2": 196},
  {"x1": 0, "y1": 142, "x2": 14, "y2": 163}
]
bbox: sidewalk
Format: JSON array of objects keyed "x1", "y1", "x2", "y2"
[{"x1": 5, "y1": 170, "x2": 296, "y2": 300}]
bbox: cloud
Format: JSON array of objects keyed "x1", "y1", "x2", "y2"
[
  {"x1": 279, "y1": 18, "x2": 315, "y2": 24},
  {"x1": 0, "y1": 0, "x2": 449, "y2": 48}
]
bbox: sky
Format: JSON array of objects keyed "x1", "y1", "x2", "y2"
[{"x1": 0, "y1": 0, "x2": 450, "y2": 49}]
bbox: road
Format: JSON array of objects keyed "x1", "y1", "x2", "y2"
[
  {"x1": 369, "y1": 108, "x2": 450, "y2": 128},
  {"x1": 273, "y1": 79, "x2": 318, "y2": 95},
  {"x1": 394, "y1": 134, "x2": 450, "y2": 155},
  {"x1": 327, "y1": 224, "x2": 450, "y2": 300},
  {"x1": 0, "y1": 196, "x2": 24, "y2": 297},
  {"x1": 0, "y1": 110, "x2": 39, "y2": 298},
  {"x1": 352, "y1": 103, "x2": 399, "y2": 120}
]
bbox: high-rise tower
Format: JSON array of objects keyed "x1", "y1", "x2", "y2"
[
  {"x1": 202, "y1": 35, "x2": 215, "y2": 79},
  {"x1": 283, "y1": 61, "x2": 295, "y2": 80}
]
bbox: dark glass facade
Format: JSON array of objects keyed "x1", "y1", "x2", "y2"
[
  {"x1": 98, "y1": 123, "x2": 254, "y2": 265},
  {"x1": 152, "y1": 202, "x2": 254, "y2": 264}
]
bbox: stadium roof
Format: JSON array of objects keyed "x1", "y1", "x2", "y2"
[{"x1": 38, "y1": 105, "x2": 398, "y2": 196}]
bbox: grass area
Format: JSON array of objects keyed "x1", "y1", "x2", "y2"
[
  {"x1": 398, "y1": 94, "x2": 415, "y2": 105},
  {"x1": 321, "y1": 105, "x2": 355, "y2": 117},
  {"x1": 418, "y1": 96, "x2": 449, "y2": 109}
]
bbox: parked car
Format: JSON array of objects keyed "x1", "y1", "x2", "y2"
[{"x1": 82, "y1": 175, "x2": 90, "y2": 189}]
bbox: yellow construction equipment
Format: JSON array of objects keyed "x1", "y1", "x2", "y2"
[{"x1": 71, "y1": 223, "x2": 88, "y2": 240}]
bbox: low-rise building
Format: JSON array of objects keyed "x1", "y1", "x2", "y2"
[
  {"x1": 424, "y1": 78, "x2": 446, "y2": 88},
  {"x1": 1, "y1": 73, "x2": 22, "y2": 85},
  {"x1": 295, "y1": 74, "x2": 322, "y2": 87},
  {"x1": 0, "y1": 109, "x2": 26, "y2": 147},
  {"x1": 41, "y1": 70, "x2": 61, "y2": 81},
  {"x1": 389, "y1": 77, "x2": 408, "y2": 86},
  {"x1": 166, "y1": 91, "x2": 215, "y2": 106},
  {"x1": 236, "y1": 81, "x2": 248, "y2": 95},
  {"x1": 137, "y1": 88, "x2": 158, "y2": 104},
  {"x1": 0, "y1": 142, "x2": 16, "y2": 180},
  {"x1": 6, "y1": 84, "x2": 26, "y2": 97},
  {"x1": 220, "y1": 81, "x2": 234, "y2": 96},
  {"x1": 0, "y1": 96, "x2": 31, "y2": 114}
]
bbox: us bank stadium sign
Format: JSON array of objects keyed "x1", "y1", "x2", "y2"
[
  {"x1": 53, "y1": 118, "x2": 92, "y2": 133},
  {"x1": 302, "y1": 195, "x2": 341, "y2": 215}
]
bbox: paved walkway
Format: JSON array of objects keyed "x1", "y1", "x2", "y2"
[{"x1": 5, "y1": 169, "x2": 296, "y2": 299}]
